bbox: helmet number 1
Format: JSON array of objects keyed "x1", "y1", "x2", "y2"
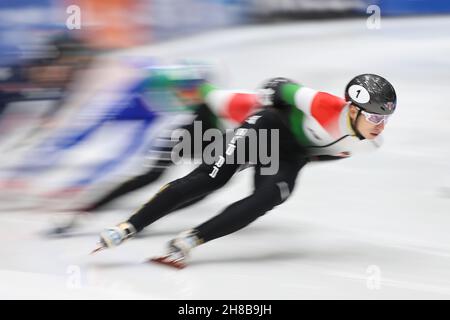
[{"x1": 348, "y1": 85, "x2": 370, "y2": 104}]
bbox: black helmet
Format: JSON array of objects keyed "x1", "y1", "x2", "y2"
[
  {"x1": 261, "y1": 77, "x2": 296, "y2": 109},
  {"x1": 345, "y1": 74, "x2": 396, "y2": 115},
  {"x1": 262, "y1": 77, "x2": 295, "y2": 91}
]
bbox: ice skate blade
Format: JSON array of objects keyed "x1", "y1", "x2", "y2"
[
  {"x1": 150, "y1": 256, "x2": 186, "y2": 269},
  {"x1": 90, "y1": 245, "x2": 106, "y2": 255}
]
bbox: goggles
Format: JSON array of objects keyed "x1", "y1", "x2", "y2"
[{"x1": 359, "y1": 109, "x2": 390, "y2": 125}]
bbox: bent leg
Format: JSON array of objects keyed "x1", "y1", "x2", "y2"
[
  {"x1": 195, "y1": 159, "x2": 306, "y2": 242},
  {"x1": 127, "y1": 159, "x2": 240, "y2": 232}
]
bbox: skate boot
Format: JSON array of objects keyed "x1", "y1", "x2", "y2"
[
  {"x1": 91, "y1": 222, "x2": 136, "y2": 254},
  {"x1": 151, "y1": 229, "x2": 202, "y2": 269}
]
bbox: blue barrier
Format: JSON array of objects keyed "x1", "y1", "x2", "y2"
[{"x1": 364, "y1": 0, "x2": 450, "y2": 15}]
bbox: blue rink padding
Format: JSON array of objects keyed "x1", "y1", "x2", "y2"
[{"x1": 362, "y1": 0, "x2": 450, "y2": 15}]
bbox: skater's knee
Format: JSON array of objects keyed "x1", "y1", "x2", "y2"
[
  {"x1": 251, "y1": 181, "x2": 294, "y2": 211},
  {"x1": 274, "y1": 181, "x2": 293, "y2": 204}
]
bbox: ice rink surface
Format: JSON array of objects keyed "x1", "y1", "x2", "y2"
[{"x1": 1, "y1": 16, "x2": 450, "y2": 299}]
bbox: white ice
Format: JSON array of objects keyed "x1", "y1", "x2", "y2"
[{"x1": 1, "y1": 16, "x2": 450, "y2": 299}]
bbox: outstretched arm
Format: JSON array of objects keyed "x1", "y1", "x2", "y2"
[{"x1": 198, "y1": 83, "x2": 261, "y2": 124}]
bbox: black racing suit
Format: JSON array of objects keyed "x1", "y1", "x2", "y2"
[{"x1": 127, "y1": 107, "x2": 310, "y2": 243}]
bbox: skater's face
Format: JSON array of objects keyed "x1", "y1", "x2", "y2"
[{"x1": 349, "y1": 105, "x2": 385, "y2": 139}]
